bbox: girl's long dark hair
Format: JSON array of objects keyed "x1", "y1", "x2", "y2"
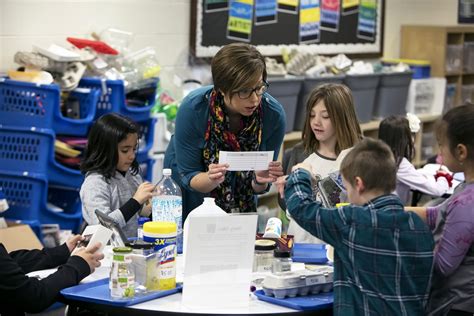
[
  {"x1": 378, "y1": 115, "x2": 415, "y2": 166},
  {"x1": 81, "y1": 113, "x2": 140, "y2": 179}
]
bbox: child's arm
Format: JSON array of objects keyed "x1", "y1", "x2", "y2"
[
  {"x1": 405, "y1": 206, "x2": 427, "y2": 222},
  {"x1": 433, "y1": 197, "x2": 474, "y2": 276},
  {"x1": 398, "y1": 159, "x2": 449, "y2": 197},
  {"x1": 285, "y1": 167, "x2": 345, "y2": 246}
]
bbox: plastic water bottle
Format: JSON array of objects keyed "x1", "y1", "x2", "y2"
[{"x1": 152, "y1": 168, "x2": 183, "y2": 253}]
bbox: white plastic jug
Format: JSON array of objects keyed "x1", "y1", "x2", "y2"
[{"x1": 183, "y1": 197, "x2": 227, "y2": 259}]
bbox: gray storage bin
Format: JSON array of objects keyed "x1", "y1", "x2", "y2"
[
  {"x1": 373, "y1": 72, "x2": 413, "y2": 120},
  {"x1": 344, "y1": 73, "x2": 381, "y2": 123},
  {"x1": 267, "y1": 76, "x2": 304, "y2": 133},
  {"x1": 294, "y1": 75, "x2": 345, "y2": 131}
]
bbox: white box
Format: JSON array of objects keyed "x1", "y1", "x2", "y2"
[{"x1": 406, "y1": 78, "x2": 446, "y2": 115}]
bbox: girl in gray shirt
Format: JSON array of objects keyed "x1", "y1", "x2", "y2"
[{"x1": 80, "y1": 113, "x2": 154, "y2": 238}]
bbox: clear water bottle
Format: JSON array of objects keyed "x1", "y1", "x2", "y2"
[{"x1": 151, "y1": 168, "x2": 183, "y2": 253}]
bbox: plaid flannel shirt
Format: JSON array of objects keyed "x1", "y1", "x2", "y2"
[{"x1": 286, "y1": 169, "x2": 434, "y2": 316}]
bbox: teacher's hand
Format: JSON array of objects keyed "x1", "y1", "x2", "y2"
[{"x1": 207, "y1": 163, "x2": 229, "y2": 185}]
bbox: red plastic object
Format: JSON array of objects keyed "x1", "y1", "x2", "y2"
[
  {"x1": 435, "y1": 171, "x2": 454, "y2": 188},
  {"x1": 67, "y1": 37, "x2": 119, "y2": 55}
]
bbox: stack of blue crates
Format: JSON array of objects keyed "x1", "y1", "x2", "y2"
[
  {"x1": 0, "y1": 78, "x2": 100, "y2": 235},
  {"x1": 0, "y1": 77, "x2": 157, "y2": 238},
  {"x1": 78, "y1": 77, "x2": 158, "y2": 181}
]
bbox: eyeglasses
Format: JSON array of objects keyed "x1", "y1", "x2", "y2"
[{"x1": 235, "y1": 81, "x2": 269, "y2": 99}]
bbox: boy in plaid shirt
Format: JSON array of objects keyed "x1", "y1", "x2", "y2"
[{"x1": 285, "y1": 138, "x2": 434, "y2": 316}]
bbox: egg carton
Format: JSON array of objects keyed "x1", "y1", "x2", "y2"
[{"x1": 262, "y1": 267, "x2": 334, "y2": 299}]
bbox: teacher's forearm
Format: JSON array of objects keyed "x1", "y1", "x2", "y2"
[{"x1": 190, "y1": 172, "x2": 219, "y2": 193}]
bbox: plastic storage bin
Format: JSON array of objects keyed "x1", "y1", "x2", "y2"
[
  {"x1": 343, "y1": 73, "x2": 381, "y2": 123},
  {"x1": 136, "y1": 118, "x2": 156, "y2": 162},
  {"x1": 464, "y1": 42, "x2": 474, "y2": 73},
  {"x1": 267, "y1": 77, "x2": 303, "y2": 133},
  {"x1": 138, "y1": 158, "x2": 155, "y2": 182},
  {"x1": 382, "y1": 59, "x2": 431, "y2": 79},
  {"x1": 0, "y1": 78, "x2": 99, "y2": 136},
  {"x1": 79, "y1": 77, "x2": 158, "y2": 122},
  {"x1": 446, "y1": 45, "x2": 463, "y2": 73},
  {"x1": 0, "y1": 126, "x2": 84, "y2": 187},
  {"x1": 373, "y1": 72, "x2": 412, "y2": 120},
  {"x1": 0, "y1": 170, "x2": 82, "y2": 232},
  {"x1": 294, "y1": 75, "x2": 345, "y2": 131}
]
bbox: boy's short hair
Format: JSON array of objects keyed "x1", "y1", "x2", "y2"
[{"x1": 340, "y1": 138, "x2": 396, "y2": 194}]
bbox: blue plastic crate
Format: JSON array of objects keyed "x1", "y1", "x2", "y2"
[
  {"x1": 0, "y1": 125, "x2": 84, "y2": 188},
  {"x1": 138, "y1": 157, "x2": 155, "y2": 182},
  {"x1": 0, "y1": 171, "x2": 82, "y2": 232},
  {"x1": 79, "y1": 77, "x2": 158, "y2": 122},
  {"x1": 0, "y1": 78, "x2": 99, "y2": 136},
  {"x1": 136, "y1": 118, "x2": 156, "y2": 162}
]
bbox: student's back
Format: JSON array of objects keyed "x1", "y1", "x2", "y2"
[{"x1": 285, "y1": 138, "x2": 434, "y2": 315}]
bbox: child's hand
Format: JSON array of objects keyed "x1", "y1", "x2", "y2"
[
  {"x1": 292, "y1": 162, "x2": 313, "y2": 174},
  {"x1": 276, "y1": 175, "x2": 288, "y2": 199},
  {"x1": 66, "y1": 234, "x2": 83, "y2": 253},
  {"x1": 133, "y1": 182, "x2": 155, "y2": 205},
  {"x1": 435, "y1": 171, "x2": 453, "y2": 187},
  {"x1": 73, "y1": 242, "x2": 104, "y2": 273}
]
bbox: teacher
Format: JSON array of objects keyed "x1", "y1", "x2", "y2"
[{"x1": 164, "y1": 43, "x2": 285, "y2": 219}]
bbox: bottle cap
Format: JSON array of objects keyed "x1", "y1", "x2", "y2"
[
  {"x1": 143, "y1": 221, "x2": 177, "y2": 234},
  {"x1": 138, "y1": 216, "x2": 151, "y2": 225},
  {"x1": 129, "y1": 240, "x2": 154, "y2": 249},
  {"x1": 112, "y1": 246, "x2": 133, "y2": 253},
  {"x1": 274, "y1": 248, "x2": 291, "y2": 258},
  {"x1": 255, "y1": 239, "x2": 276, "y2": 251},
  {"x1": 163, "y1": 168, "x2": 172, "y2": 176}
]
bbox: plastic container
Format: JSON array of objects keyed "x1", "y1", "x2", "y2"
[
  {"x1": 262, "y1": 267, "x2": 334, "y2": 299},
  {"x1": 373, "y1": 71, "x2": 412, "y2": 120},
  {"x1": 295, "y1": 75, "x2": 345, "y2": 131},
  {"x1": 253, "y1": 239, "x2": 277, "y2": 272},
  {"x1": 464, "y1": 42, "x2": 474, "y2": 73},
  {"x1": 446, "y1": 45, "x2": 463, "y2": 73},
  {"x1": 382, "y1": 59, "x2": 431, "y2": 79},
  {"x1": 0, "y1": 126, "x2": 84, "y2": 188},
  {"x1": 267, "y1": 76, "x2": 304, "y2": 133},
  {"x1": 129, "y1": 240, "x2": 156, "y2": 292},
  {"x1": 343, "y1": 73, "x2": 381, "y2": 123},
  {"x1": 0, "y1": 170, "x2": 82, "y2": 232},
  {"x1": 142, "y1": 221, "x2": 177, "y2": 291},
  {"x1": 110, "y1": 246, "x2": 135, "y2": 299},
  {"x1": 272, "y1": 249, "x2": 292, "y2": 273},
  {"x1": 137, "y1": 217, "x2": 151, "y2": 240},
  {"x1": 78, "y1": 77, "x2": 158, "y2": 122},
  {"x1": 138, "y1": 158, "x2": 155, "y2": 182},
  {"x1": 151, "y1": 168, "x2": 183, "y2": 253},
  {"x1": 262, "y1": 217, "x2": 282, "y2": 239},
  {"x1": 183, "y1": 197, "x2": 227, "y2": 257},
  {"x1": 0, "y1": 78, "x2": 99, "y2": 136}
]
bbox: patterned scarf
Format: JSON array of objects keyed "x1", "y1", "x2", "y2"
[{"x1": 203, "y1": 90, "x2": 263, "y2": 213}]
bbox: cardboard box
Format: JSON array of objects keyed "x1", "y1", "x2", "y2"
[{"x1": 0, "y1": 222, "x2": 43, "y2": 252}]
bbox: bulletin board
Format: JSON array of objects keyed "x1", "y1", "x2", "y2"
[{"x1": 192, "y1": 0, "x2": 384, "y2": 57}]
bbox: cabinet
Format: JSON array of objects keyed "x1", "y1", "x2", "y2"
[{"x1": 400, "y1": 25, "x2": 474, "y2": 108}]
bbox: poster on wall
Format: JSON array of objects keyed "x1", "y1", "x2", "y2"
[
  {"x1": 458, "y1": 0, "x2": 474, "y2": 23},
  {"x1": 192, "y1": 0, "x2": 383, "y2": 57}
]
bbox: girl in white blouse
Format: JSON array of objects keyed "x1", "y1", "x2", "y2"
[{"x1": 378, "y1": 114, "x2": 449, "y2": 205}]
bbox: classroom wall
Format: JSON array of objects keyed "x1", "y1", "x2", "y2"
[
  {"x1": 384, "y1": 0, "x2": 458, "y2": 58},
  {"x1": 0, "y1": 0, "x2": 461, "y2": 83}
]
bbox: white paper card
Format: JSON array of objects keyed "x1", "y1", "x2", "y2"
[
  {"x1": 81, "y1": 225, "x2": 113, "y2": 253},
  {"x1": 182, "y1": 214, "x2": 258, "y2": 309},
  {"x1": 218, "y1": 151, "x2": 273, "y2": 171}
]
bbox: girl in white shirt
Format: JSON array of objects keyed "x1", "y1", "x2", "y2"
[
  {"x1": 378, "y1": 115, "x2": 449, "y2": 205},
  {"x1": 278, "y1": 83, "x2": 363, "y2": 243}
]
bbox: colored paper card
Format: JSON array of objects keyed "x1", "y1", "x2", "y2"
[
  {"x1": 342, "y1": 0, "x2": 359, "y2": 15},
  {"x1": 205, "y1": 0, "x2": 229, "y2": 12},
  {"x1": 299, "y1": 0, "x2": 320, "y2": 43},
  {"x1": 255, "y1": 0, "x2": 278, "y2": 25},
  {"x1": 227, "y1": 0, "x2": 254, "y2": 42},
  {"x1": 357, "y1": 0, "x2": 376, "y2": 40},
  {"x1": 320, "y1": 0, "x2": 340, "y2": 32},
  {"x1": 277, "y1": 0, "x2": 298, "y2": 14}
]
